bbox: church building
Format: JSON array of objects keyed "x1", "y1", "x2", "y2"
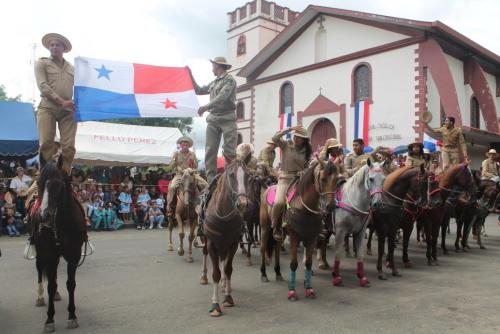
[{"x1": 225, "y1": 1, "x2": 500, "y2": 168}]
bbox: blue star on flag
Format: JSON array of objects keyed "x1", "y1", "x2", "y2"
[{"x1": 94, "y1": 64, "x2": 113, "y2": 80}]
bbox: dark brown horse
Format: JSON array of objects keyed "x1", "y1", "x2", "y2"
[
  {"x1": 260, "y1": 160, "x2": 338, "y2": 300},
  {"x1": 199, "y1": 160, "x2": 250, "y2": 317},
  {"x1": 167, "y1": 169, "x2": 199, "y2": 262},
  {"x1": 31, "y1": 158, "x2": 88, "y2": 332}
]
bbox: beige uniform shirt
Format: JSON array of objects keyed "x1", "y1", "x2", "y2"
[
  {"x1": 258, "y1": 146, "x2": 276, "y2": 168},
  {"x1": 272, "y1": 130, "x2": 308, "y2": 178},
  {"x1": 428, "y1": 126, "x2": 467, "y2": 154},
  {"x1": 317, "y1": 147, "x2": 348, "y2": 178},
  {"x1": 170, "y1": 150, "x2": 198, "y2": 173},
  {"x1": 405, "y1": 155, "x2": 426, "y2": 168},
  {"x1": 344, "y1": 152, "x2": 369, "y2": 177},
  {"x1": 193, "y1": 73, "x2": 236, "y2": 115},
  {"x1": 35, "y1": 57, "x2": 74, "y2": 110},
  {"x1": 481, "y1": 159, "x2": 499, "y2": 179}
]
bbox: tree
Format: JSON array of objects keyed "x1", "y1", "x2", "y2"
[
  {"x1": 0, "y1": 85, "x2": 22, "y2": 102},
  {"x1": 104, "y1": 117, "x2": 193, "y2": 134}
]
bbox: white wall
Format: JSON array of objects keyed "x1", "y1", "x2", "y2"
[{"x1": 260, "y1": 16, "x2": 409, "y2": 78}]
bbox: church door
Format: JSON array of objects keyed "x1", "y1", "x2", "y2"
[{"x1": 311, "y1": 118, "x2": 336, "y2": 151}]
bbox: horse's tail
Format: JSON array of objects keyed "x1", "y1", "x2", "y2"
[{"x1": 265, "y1": 230, "x2": 276, "y2": 259}]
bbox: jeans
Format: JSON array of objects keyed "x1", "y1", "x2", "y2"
[
  {"x1": 6, "y1": 224, "x2": 19, "y2": 236},
  {"x1": 149, "y1": 215, "x2": 165, "y2": 228}
]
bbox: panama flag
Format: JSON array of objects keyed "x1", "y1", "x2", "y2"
[
  {"x1": 279, "y1": 106, "x2": 293, "y2": 139},
  {"x1": 74, "y1": 57, "x2": 199, "y2": 122},
  {"x1": 354, "y1": 100, "x2": 370, "y2": 145},
  {"x1": 423, "y1": 133, "x2": 442, "y2": 152}
]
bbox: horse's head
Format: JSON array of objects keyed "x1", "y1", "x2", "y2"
[
  {"x1": 406, "y1": 164, "x2": 433, "y2": 208},
  {"x1": 365, "y1": 158, "x2": 386, "y2": 209},
  {"x1": 39, "y1": 162, "x2": 66, "y2": 222},
  {"x1": 440, "y1": 163, "x2": 476, "y2": 199},
  {"x1": 179, "y1": 168, "x2": 196, "y2": 205},
  {"x1": 425, "y1": 172, "x2": 443, "y2": 209},
  {"x1": 226, "y1": 160, "x2": 250, "y2": 210},
  {"x1": 315, "y1": 159, "x2": 338, "y2": 211}
]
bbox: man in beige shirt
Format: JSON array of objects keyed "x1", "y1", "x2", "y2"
[
  {"x1": 425, "y1": 116, "x2": 468, "y2": 171},
  {"x1": 35, "y1": 33, "x2": 76, "y2": 174},
  {"x1": 344, "y1": 138, "x2": 369, "y2": 177},
  {"x1": 481, "y1": 149, "x2": 500, "y2": 182},
  {"x1": 257, "y1": 141, "x2": 277, "y2": 178}
]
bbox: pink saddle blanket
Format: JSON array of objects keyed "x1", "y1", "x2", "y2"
[{"x1": 266, "y1": 185, "x2": 297, "y2": 207}]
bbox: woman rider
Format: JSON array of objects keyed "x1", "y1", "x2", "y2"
[
  {"x1": 405, "y1": 142, "x2": 425, "y2": 168},
  {"x1": 270, "y1": 125, "x2": 312, "y2": 241}
]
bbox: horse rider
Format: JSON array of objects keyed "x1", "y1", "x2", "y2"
[
  {"x1": 344, "y1": 138, "x2": 369, "y2": 177},
  {"x1": 270, "y1": 126, "x2": 312, "y2": 241},
  {"x1": 429, "y1": 156, "x2": 443, "y2": 179},
  {"x1": 236, "y1": 143, "x2": 258, "y2": 171},
  {"x1": 481, "y1": 149, "x2": 500, "y2": 183},
  {"x1": 317, "y1": 138, "x2": 348, "y2": 178},
  {"x1": 166, "y1": 136, "x2": 207, "y2": 217},
  {"x1": 371, "y1": 146, "x2": 398, "y2": 174},
  {"x1": 35, "y1": 33, "x2": 76, "y2": 174},
  {"x1": 424, "y1": 116, "x2": 468, "y2": 171},
  {"x1": 189, "y1": 57, "x2": 237, "y2": 183},
  {"x1": 257, "y1": 141, "x2": 278, "y2": 178},
  {"x1": 405, "y1": 142, "x2": 425, "y2": 168}
]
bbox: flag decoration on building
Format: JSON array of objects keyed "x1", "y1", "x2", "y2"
[
  {"x1": 74, "y1": 57, "x2": 199, "y2": 122},
  {"x1": 279, "y1": 106, "x2": 293, "y2": 139},
  {"x1": 423, "y1": 133, "x2": 442, "y2": 152},
  {"x1": 354, "y1": 100, "x2": 370, "y2": 146}
]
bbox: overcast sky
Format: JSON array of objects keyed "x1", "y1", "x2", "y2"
[{"x1": 1, "y1": 0, "x2": 498, "y2": 103}]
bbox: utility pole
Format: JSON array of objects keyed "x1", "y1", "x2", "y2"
[{"x1": 30, "y1": 43, "x2": 38, "y2": 104}]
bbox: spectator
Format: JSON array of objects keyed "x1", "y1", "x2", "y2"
[
  {"x1": 156, "y1": 193, "x2": 165, "y2": 213},
  {"x1": 104, "y1": 202, "x2": 123, "y2": 230},
  {"x1": 9, "y1": 167, "x2": 32, "y2": 218},
  {"x1": 148, "y1": 201, "x2": 165, "y2": 229},
  {"x1": 103, "y1": 185, "x2": 112, "y2": 203},
  {"x1": 91, "y1": 202, "x2": 106, "y2": 231},
  {"x1": 136, "y1": 187, "x2": 151, "y2": 230},
  {"x1": 118, "y1": 186, "x2": 132, "y2": 225},
  {"x1": 157, "y1": 173, "x2": 170, "y2": 195},
  {"x1": 5, "y1": 205, "x2": 20, "y2": 237}
]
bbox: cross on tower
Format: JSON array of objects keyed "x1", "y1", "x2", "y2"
[
  {"x1": 319, "y1": 87, "x2": 323, "y2": 95},
  {"x1": 317, "y1": 15, "x2": 325, "y2": 27}
]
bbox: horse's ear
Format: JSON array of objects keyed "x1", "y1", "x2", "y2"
[
  {"x1": 366, "y1": 157, "x2": 372, "y2": 167},
  {"x1": 56, "y1": 154, "x2": 64, "y2": 170},
  {"x1": 316, "y1": 157, "x2": 325, "y2": 169}
]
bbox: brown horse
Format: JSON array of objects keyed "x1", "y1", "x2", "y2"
[
  {"x1": 167, "y1": 169, "x2": 199, "y2": 262},
  {"x1": 199, "y1": 160, "x2": 250, "y2": 317},
  {"x1": 260, "y1": 160, "x2": 338, "y2": 300},
  {"x1": 30, "y1": 158, "x2": 88, "y2": 332}
]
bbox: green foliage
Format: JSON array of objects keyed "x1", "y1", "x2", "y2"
[
  {"x1": 103, "y1": 117, "x2": 193, "y2": 134},
  {"x1": 0, "y1": 85, "x2": 22, "y2": 102}
]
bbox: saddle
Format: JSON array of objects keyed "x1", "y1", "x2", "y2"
[
  {"x1": 266, "y1": 184, "x2": 297, "y2": 208},
  {"x1": 197, "y1": 174, "x2": 221, "y2": 236}
]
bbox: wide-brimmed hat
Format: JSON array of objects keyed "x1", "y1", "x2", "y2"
[
  {"x1": 210, "y1": 56, "x2": 232, "y2": 69},
  {"x1": 407, "y1": 142, "x2": 424, "y2": 151},
  {"x1": 292, "y1": 126, "x2": 309, "y2": 139},
  {"x1": 371, "y1": 146, "x2": 392, "y2": 161},
  {"x1": 42, "y1": 33, "x2": 72, "y2": 53},
  {"x1": 266, "y1": 141, "x2": 276, "y2": 146},
  {"x1": 236, "y1": 143, "x2": 254, "y2": 160},
  {"x1": 176, "y1": 136, "x2": 193, "y2": 148},
  {"x1": 325, "y1": 138, "x2": 341, "y2": 149},
  {"x1": 16, "y1": 167, "x2": 25, "y2": 173},
  {"x1": 486, "y1": 149, "x2": 498, "y2": 157}
]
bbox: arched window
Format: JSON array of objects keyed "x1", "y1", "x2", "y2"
[
  {"x1": 314, "y1": 25, "x2": 327, "y2": 63},
  {"x1": 280, "y1": 82, "x2": 293, "y2": 115},
  {"x1": 236, "y1": 102, "x2": 244, "y2": 120},
  {"x1": 353, "y1": 65, "x2": 370, "y2": 102},
  {"x1": 470, "y1": 96, "x2": 480, "y2": 128},
  {"x1": 237, "y1": 34, "x2": 246, "y2": 56}
]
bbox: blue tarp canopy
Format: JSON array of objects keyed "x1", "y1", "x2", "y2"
[{"x1": 0, "y1": 101, "x2": 38, "y2": 158}]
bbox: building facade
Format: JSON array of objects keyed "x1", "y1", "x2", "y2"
[{"x1": 227, "y1": 1, "x2": 500, "y2": 169}]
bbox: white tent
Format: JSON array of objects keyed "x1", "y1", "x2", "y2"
[{"x1": 58, "y1": 121, "x2": 183, "y2": 166}]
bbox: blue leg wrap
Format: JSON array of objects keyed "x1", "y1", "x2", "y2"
[
  {"x1": 305, "y1": 269, "x2": 313, "y2": 289},
  {"x1": 288, "y1": 271, "x2": 296, "y2": 290}
]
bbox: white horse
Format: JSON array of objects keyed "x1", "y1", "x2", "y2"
[{"x1": 331, "y1": 159, "x2": 387, "y2": 287}]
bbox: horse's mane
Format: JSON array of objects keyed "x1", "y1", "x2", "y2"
[
  {"x1": 343, "y1": 164, "x2": 368, "y2": 193},
  {"x1": 38, "y1": 161, "x2": 64, "y2": 196},
  {"x1": 383, "y1": 166, "x2": 413, "y2": 191},
  {"x1": 440, "y1": 164, "x2": 463, "y2": 188},
  {"x1": 298, "y1": 162, "x2": 317, "y2": 195}
]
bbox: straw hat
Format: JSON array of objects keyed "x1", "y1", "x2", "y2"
[
  {"x1": 176, "y1": 136, "x2": 193, "y2": 148},
  {"x1": 325, "y1": 138, "x2": 341, "y2": 149},
  {"x1": 266, "y1": 141, "x2": 276, "y2": 146},
  {"x1": 407, "y1": 142, "x2": 424, "y2": 152},
  {"x1": 236, "y1": 143, "x2": 254, "y2": 160},
  {"x1": 210, "y1": 56, "x2": 232, "y2": 69},
  {"x1": 370, "y1": 146, "x2": 392, "y2": 161},
  {"x1": 486, "y1": 149, "x2": 498, "y2": 157},
  {"x1": 292, "y1": 126, "x2": 309, "y2": 139},
  {"x1": 421, "y1": 111, "x2": 433, "y2": 124},
  {"x1": 42, "y1": 33, "x2": 72, "y2": 53}
]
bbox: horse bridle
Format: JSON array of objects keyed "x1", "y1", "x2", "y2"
[{"x1": 213, "y1": 161, "x2": 250, "y2": 219}]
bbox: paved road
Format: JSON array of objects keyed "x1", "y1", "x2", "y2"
[{"x1": 1, "y1": 216, "x2": 500, "y2": 334}]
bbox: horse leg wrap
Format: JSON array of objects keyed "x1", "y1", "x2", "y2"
[
  {"x1": 332, "y1": 261, "x2": 342, "y2": 286},
  {"x1": 332, "y1": 260, "x2": 340, "y2": 276},
  {"x1": 357, "y1": 261, "x2": 370, "y2": 287},
  {"x1": 288, "y1": 271, "x2": 296, "y2": 290},
  {"x1": 304, "y1": 269, "x2": 313, "y2": 289}
]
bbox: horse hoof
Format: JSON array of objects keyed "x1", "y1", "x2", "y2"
[
  {"x1": 36, "y1": 297, "x2": 46, "y2": 307},
  {"x1": 245, "y1": 258, "x2": 252, "y2": 266},
  {"x1": 345, "y1": 252, "x2": 352, "y2": 258},
  {"x1": 366, "y1": 249, "x2": 372, "y2": 256},
  {"x1": 287, "y1": 290, "x2": 298, "y2": 301},
  {"x1": 223, "y1": 295, "x2": 235, "y2": 307},
  {"x1": 167, "y1": 244, "x2": 174, "y2": 251},
  {"x1": 276, "y1": 275, "x2": 284, "y2": 282},
  {"x1": 209, "y1": 303, "x2": 223, "y2": 317},
  {"x1": 359, "y1": 277, "x2": 370, "y2": 287},
  {"x1": 404, "y1": 261, "x2": 412, "y2": 269},
  {"x1": 392, "y1": 271, "x2": 401, "y2": 277},
  {"x1": 442, "y1": 249, "x2": 449, "y2": 255},
  {"x1": 44, "y1": 323, "x2": 55, "y2": 333},
  {"x1": 261, "y1": 276, "x2": 269, "y2": 283},
  {"x1": 54, "y1": 291, "x2": 62, "y2": 301},
  {"x1": 178, "y1": 248, "x2": 184, "y2": 256},
  {"x1": 480, "y1": 246, "x2": 486, "y2": 250},
  {"x1": 385, "y1": 261, "x2": 391, "y2": 268},
  {"x1": 304, "y1": 288, "x2": 316, "y2": 299},
  {"x1": 187, "y1": 256, "x2": 194, "y2": 263},
  {"x1": 200, "y1": 276, "x2": 208, "y2": 285},
  {"x1": 67, "y1": 319, "x2": 79, "y2": 329},
  {"x1": 433, "y1": 260, "x2": 440, "y2": 266},
  {"x1": 378, "y1": 273, "x2": 387, "y2": 280},
  {"x1": 332, "y1": 275, "x2": 343, "y2": 286},
  {"x1": 318, "y1": 263, "x2": 330, "y2": 270}
]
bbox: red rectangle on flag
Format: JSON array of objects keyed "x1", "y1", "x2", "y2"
[{"x1": 133, "y1": 64, "x2": 194, "y2": 94}]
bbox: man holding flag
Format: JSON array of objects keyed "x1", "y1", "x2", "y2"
[
  {"x1": 35, "y1": 33, "x2": 76, "y2": 173},
  {"x1": 189, "y1": 57, "x2": 237, "y2": 183}
]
